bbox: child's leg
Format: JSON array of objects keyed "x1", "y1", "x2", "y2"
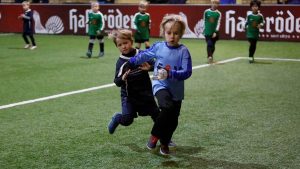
[
  {"x1": 145, "y1": 41, "x2": 150, "y2": 49},
  {"x1": 108, "y1": 97, "x2": 136, "y2": 134},
  {"x1": 29, "y1": 34, "x2": 36, "y2": 46},
  {"x1": 22, "y1": 33, "x2": 30, "y2": 45},
  {"x1": 97, "y1": 35, "x2": 104, "y2": 56},
  {"x1": 151, "y1": 90, "x2": 179, "y2": 146},
  {"x1": 205, "y1": 36, "x2": 214, "y2": 58},
  {"x1": 135, "y1": 42, "x2": 141, "y2": 49},
  {"x1": 211, "y1": 36, "x2": 218, "y2": 56},
  {"x1": 248, "y1": 38, "x2": 257, "y2": 58},
  {"x1": 86, "y1": 36, "x2": 95, "y2": 57}
]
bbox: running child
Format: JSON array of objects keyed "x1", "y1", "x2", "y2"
[
  {"x1": 86, "y1": 1, "x2": 105, "y2": 58},
  {"x1": 107, "y1": 29, "x2": 159, "y2": 134},
  {"x1": 18, "y1": 1, "x2": 37, "y2": 50},
  {"x1": 125, "y1": 14, "x2": 192, "y2": 155},
  {"x1": 245, "y1": 0, "x2": 264, "y2": 63},
  {"x1": 203, "y1": 0, "x2": 221, "y2": 64},
  {"x1": 133, "y1": 0, "x2": 151, "y2": 49}
]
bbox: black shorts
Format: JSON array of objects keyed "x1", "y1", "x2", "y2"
[
  {"x1": 135, "y1": 39, "x2": 149, "y2": 43},
  {"x1": 90, "y1": 35, "x2": 104, "y2": 40}
]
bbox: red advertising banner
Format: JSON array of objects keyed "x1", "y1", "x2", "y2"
[{"x1": 0, "y1": 4, "x2": 299, "y2": 41}]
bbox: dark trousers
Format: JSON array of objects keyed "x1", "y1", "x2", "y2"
[
  {"x1": 151, "y1": 89, "x2": 182, "y2": 145},
  {"x1": 22, "y1": 33, "x2": 36, "y2": 46},
  {"x1": 117, "y1": 96, "x2": 159, "y2": 126},
  {"x1": 248, "y1": 38, "x2": 257, "y2": 58},
  {"x1": 88, "y1": 35, "x2": 104, "y2": 52},
  {"x1": 205, "y1": 35, "x2": 218, "y2": 58}
]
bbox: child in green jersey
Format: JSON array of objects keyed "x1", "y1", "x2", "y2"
[
  {"x1": 203, "y1": 0, "x2": 221, "y2": 64},
  {"x1": 86, "y1": 2, "x2": 105, "y2": 58},
  {"x1": 133, "y1": 0, "x2": 151, "y2": 50},
  {"x1": 245, "y1": 0, "x2": 264, "y2": 63}
]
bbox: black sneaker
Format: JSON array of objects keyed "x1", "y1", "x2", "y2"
[
  {"x1": 99, "y1": 52, "x2": 104, "y2": 57},
  {"x1": 86, "y1": 50, "x2": 92, "y2": 58},
  {"x1": 147, "y1": 135, "x2": 158, "y2": 150},
  {"x1": 249, "y1": 57, "x2": 254, "y2": 63},
  {"x1": 160, "y1": 144, "x2": 170, "y2": 156},
  {"x1": 168, "y1": 140, "x2": 176, "y2": 148},
  {"x1": 208, "y1": 56, "x2": 213, "y2": 64}
]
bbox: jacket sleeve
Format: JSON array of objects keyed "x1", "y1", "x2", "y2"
[
  {"x1": 99, "y1": 13, "x2": 105, "y2": 31},
  {"x1": 114, "y1": 59, "x2": 126, "y2": 87},
  {"x1": 169, "y1": 48, "x2": 192, "y2": 81},
  {"x1": 129, "y1": 43, "x2": 158, "y2": 66},
  {"x1": 23, "y1": 11, "x2": 32, "y2": 20}
]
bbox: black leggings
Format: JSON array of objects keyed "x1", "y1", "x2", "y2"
[
  {"x1": 205, "y1": 35, "x2": 218, "y2": 57},
  {"x1": 22, "y1": 33, "x2": 36, "y2": 46},
  {"x1": 248, "y1": 38, "x2": 257, "y2": 57},
  {"x1": 151, "y1": 90, "x2": 182, "y2": 145}
]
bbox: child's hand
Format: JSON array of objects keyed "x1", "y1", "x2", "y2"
[
  {"x1": 122, "y1": 69, "x2": 131, "y2": 81},
  {"x1": 212, "y1": 32, "x2": 217, "y2": 38},
  {"x1": 155, "y1": 69, "x2": 168, "y2": 80},
  {"x1": 139, "y1": 62, "x2": 151, "y2": 71},
  {"x1": 18, "y1": 14, "x2": 24, "y2": 19},
  {"x1": 257, "y1": 24, "x2": 262, "y2": 29}
]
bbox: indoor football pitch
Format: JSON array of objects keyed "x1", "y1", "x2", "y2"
[{"x1": 0, "y1": 34, "x2": 299, "y2": 169}]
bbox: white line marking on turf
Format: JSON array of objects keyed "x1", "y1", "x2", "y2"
[
  {"x1": 251, "y1": 57, "x2": 300, "y2": 62},
  {"x1": 0, "y1": 57, "x2": 299, "y2": 110}
]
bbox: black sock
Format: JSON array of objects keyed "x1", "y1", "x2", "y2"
[
  {"x1": 29, "y1": 35, "x2": 36, "y2": 46},
  {"x1": 100, "y1": 43, "x2": 104, "y2": 53},
  {"x1": 146, "y1": 46, "x2": 150, "y2": 49},
  {"x1": 88, "y1": 43, "x2": 93, "y2": 52},
  {"x1": 22, "y1": 34, "x2": 29, "y2": 44}
]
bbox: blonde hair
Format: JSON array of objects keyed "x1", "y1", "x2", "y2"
[
  {"x1": 109, "y1": 29, "x2": 134, "y2": 46},
  {"x1": 139, "y1": 0, "x2": 149, "y2": 7},
  {"x1": 91, "y1": 1, "x2": 99, "y2": 7},
  {"x1": 22, "y1": 1, "x2": 30, "y2": 5},
  {"x1": 211, "y1": 0, "x2": 220, "y2": 3},
  {"x1": 160, "y1": 14, "x2": 186, "y2": 38}
]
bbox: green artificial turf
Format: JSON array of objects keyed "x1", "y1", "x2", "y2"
[{"x1": 0, "y1": 34, "x2": 299, "y2": 169}]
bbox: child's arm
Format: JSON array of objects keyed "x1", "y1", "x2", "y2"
[
  {"x1": 20, "y1": 11, "x2": 32, "y2": 20},
  {"x1": 168, "y1": 48, "x2": 192, "y2": 81},
  {"x1": 128, "y1": 43, "x2": 158, "y2": 66},
  {"x1": 114, "y1": 60, "x2": 127, "y2": 87},
  {"x1": 133, "y1": 13, "x2": 140, "y2": 32},
  {"x1": 215, "y1": 11, "x2": 222, "y2": 33},
  {"x1": 98, "y1": 12, "x2": 105, "y2": 32},
  {"x1": 257, "y1": 14, "x2": 265, "y2": 29}
]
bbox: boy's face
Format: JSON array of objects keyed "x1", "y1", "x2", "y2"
[
  {"x1": 164, "y1": 22, "x2": 182, "y2": 47},
  {"x1": 251, "y1": 4, "x2": 259, "y2": 13},
  {"x1": 211, "y1": 1, "x2": 219, "y2": 9},
  {"x1": 116, "y1": 38, "x2": 133, "y2": 54},
  {"x1": 22, "y1": 4, "x2": 29, "y2": 11},
  {"x1": 92, "y1": 4, "x2": 99, "y2": 12},
  {"x1": 138, "y1": 5, "x2": 147, "y2": 13}
]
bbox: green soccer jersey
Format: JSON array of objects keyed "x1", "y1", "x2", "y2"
[
  {"x1": 203, "y1": 8, "x2": 221, "y2": 36},
  {"x1": 88, "y1": 11, "x2": 104, "y2": 36},
  {"x1": 133, "y1": 12, "x2": 151, "y2": 40},
  {"x1": 246, "y1": 12, "x2": 264, "y2": 39}
]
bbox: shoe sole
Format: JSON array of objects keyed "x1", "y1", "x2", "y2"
[
  {"x1": 146, "y1": 144, "x2": 156, "y2": 151},
  {"x1": 159, "y1": 148, "x2": 170, "y2": 156}
]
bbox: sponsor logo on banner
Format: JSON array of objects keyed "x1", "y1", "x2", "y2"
[
  {"x1": 33, "y1": 10, "x2": 64, "y2": 34},
  {"x1": 225, "y1": 10, "x2": 300, "y2": 40}
]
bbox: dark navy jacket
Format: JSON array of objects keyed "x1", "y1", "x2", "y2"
[
  {"x1": 114, "y1": 49, "x2": 154, "y2": 106},
  {"x1": 22, "y1": 9, "x2": 34, "y2": 34}
]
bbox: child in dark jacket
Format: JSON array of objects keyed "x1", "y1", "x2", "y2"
[
  {"x1": 108, "y1": 29, "x2": 159, "y2": 134},
  {"x1": 18, "y1": 1, "x2": 37, "y2": 50}
]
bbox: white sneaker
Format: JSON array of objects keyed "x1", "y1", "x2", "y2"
[
  {"x1": 30, "y1": 46, "x2": 37, "y2": 50},
  {"x1": 24, "y1": 44, "x2": 30, "y2": 49}
]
